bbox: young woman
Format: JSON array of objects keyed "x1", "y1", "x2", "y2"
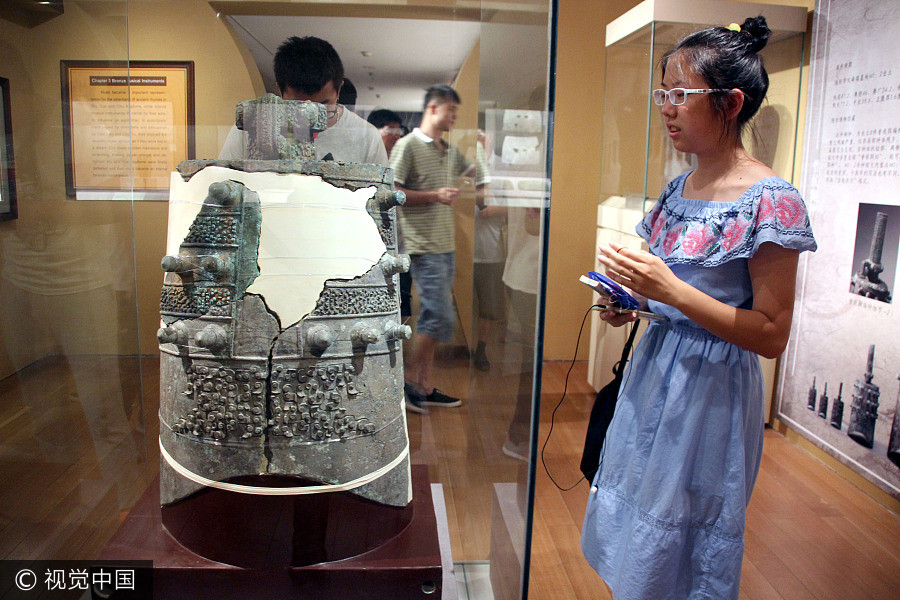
[{"x1": 581, "y1": 17, "x2": 816, "y2": 599}]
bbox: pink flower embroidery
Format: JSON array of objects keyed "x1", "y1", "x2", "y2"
[
  {"x1": 681, "y1": 224, "x2": 714, "y2": 256},
  {"x1": 722, "y1": 216, "x2": 749, "y2": 251},
  {"x1": 758, "y1": 192, "x2": 775, "y2": 221},
  {"x1": 649, "y1": 212, "x2": 666, "y2": 245},
  {"x1": 662, "y1": 223, "x2": 683, "y2": 255},
  {"x1": 774, "y1": 192, "x2": 806, "y2": 228}
]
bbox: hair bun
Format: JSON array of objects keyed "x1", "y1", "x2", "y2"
[{"x1": 740, "y1": 16, "x2": 771, "y2": 53}]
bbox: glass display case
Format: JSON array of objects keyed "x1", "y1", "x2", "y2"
[
  {"x1": 588, "y1": 0, "x2": 808, "y2": 397},
  {"x1": 0, "y1": 1, "x2": 554, "y2": 598}
]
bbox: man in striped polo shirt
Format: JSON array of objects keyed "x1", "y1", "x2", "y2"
[{"x1": 391, "y1": 85, "x2": 489, "y2": 413}]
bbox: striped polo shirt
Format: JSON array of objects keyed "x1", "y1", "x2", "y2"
[{"x1": 391, "y1": 128, "x2": 487, "y2": 254}]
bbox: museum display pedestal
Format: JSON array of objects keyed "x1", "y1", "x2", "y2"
[{"x1": 101, "y1": 465, "x2": 446, "y2": 599}]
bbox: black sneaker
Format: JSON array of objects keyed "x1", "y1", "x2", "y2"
[
  {"x1": 404, "y1": 382, "x2": 428, "y2": 414},
  {"x1": 421, "y1": 388, "x2": 461, "y2": 408}
]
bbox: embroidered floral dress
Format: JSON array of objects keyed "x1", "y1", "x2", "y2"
[{"x1": 581, "y1": 172, "x2": 816, "y2": 600}]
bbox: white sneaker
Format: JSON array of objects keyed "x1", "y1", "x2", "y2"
[{"x1": 502, "y1": 437, "x2": 529, "y2": 462}]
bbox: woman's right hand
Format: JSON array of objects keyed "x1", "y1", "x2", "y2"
[{"x1": 596, "y1": 307, "x2": 638, "y2": 327}]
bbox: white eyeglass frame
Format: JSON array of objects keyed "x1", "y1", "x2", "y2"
[{"x1": 652, "y1": 88, "x2": 729, "y2": 106}]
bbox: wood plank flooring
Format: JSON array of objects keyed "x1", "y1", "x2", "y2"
[
  {"x1": 531, "y1": 360, "x2": 900, "y2": 600},
  {"x1": 0, "y1": 355, "x2": 897, "y2": 600},
  {"x1": 0, "y1": 355, "x2": 156, "y2": 561}
]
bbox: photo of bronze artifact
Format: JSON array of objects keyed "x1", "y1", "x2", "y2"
[{"x1": 850, "y1": 204, "x2": 898, "y2": 304}]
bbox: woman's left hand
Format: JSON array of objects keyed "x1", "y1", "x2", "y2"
[{"x1": 597, "y1": 242, "x2": 685, "y2": 307}]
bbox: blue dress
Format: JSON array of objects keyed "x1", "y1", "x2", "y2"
[{"x1": 581, "y1": 172, "x2": 817, "y2": 600}]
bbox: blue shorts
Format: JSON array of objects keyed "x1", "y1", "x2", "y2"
[{"x1": 409, "y1": 252, "x2": 455, "y2": 343}]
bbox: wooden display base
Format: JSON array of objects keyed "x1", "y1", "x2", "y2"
[{"x1": 101, "y1": 465, "x2": 444, "y2": 599}]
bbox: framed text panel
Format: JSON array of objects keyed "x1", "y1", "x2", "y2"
[{"x1": 61, "y1": 60, "x2": 195, "y2": 199}]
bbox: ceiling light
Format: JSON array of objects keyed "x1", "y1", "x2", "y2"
[{"x1": 361, "y1": 51, "x2": 372, "y2": 57}]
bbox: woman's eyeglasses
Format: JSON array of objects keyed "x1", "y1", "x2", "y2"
[{"x1": 652, "y1": 88, "x2": 729, "y2": 106}]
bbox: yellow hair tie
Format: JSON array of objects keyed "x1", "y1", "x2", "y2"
[{"x1": 726, "y1": 23, "x2": 741, "y2": 32}]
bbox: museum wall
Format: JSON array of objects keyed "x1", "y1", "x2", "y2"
[
  {"x1": 544, "y1": 0, "x2": 638, "y2": 360},
  {"x1": 0, "y1": 1, "x2": 262, "y2": 378},
  {"x1": 0, "y1": 2, "x2": 132, "y2": 380}
]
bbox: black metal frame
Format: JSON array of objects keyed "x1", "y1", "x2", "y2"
[{"x1": 0, "y1": 76, "x2": 17, "y2": 221}]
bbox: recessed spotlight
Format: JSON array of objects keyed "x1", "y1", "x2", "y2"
[{"x1": 361, "y1": 51, "x2": 372, "y2": 57}]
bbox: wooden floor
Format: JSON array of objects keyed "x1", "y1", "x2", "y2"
[
  {"x1": 0, "y1": 355, "x2": 156, "y2": 561},
  {"x1": 530, "y1": 361, "x2": 900, "y2": 600},
  {"x1": 0, "y1": 355, "x2": 898, "y2": 600}
]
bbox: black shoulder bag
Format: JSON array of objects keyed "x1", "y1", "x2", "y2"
[{"x1": 579, "y1": 320, "x2": 640, "y2": 481}]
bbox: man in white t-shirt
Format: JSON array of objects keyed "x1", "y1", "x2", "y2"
[{"x1": 219, "y1": 36, "x2": 387, "y2": 166}]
